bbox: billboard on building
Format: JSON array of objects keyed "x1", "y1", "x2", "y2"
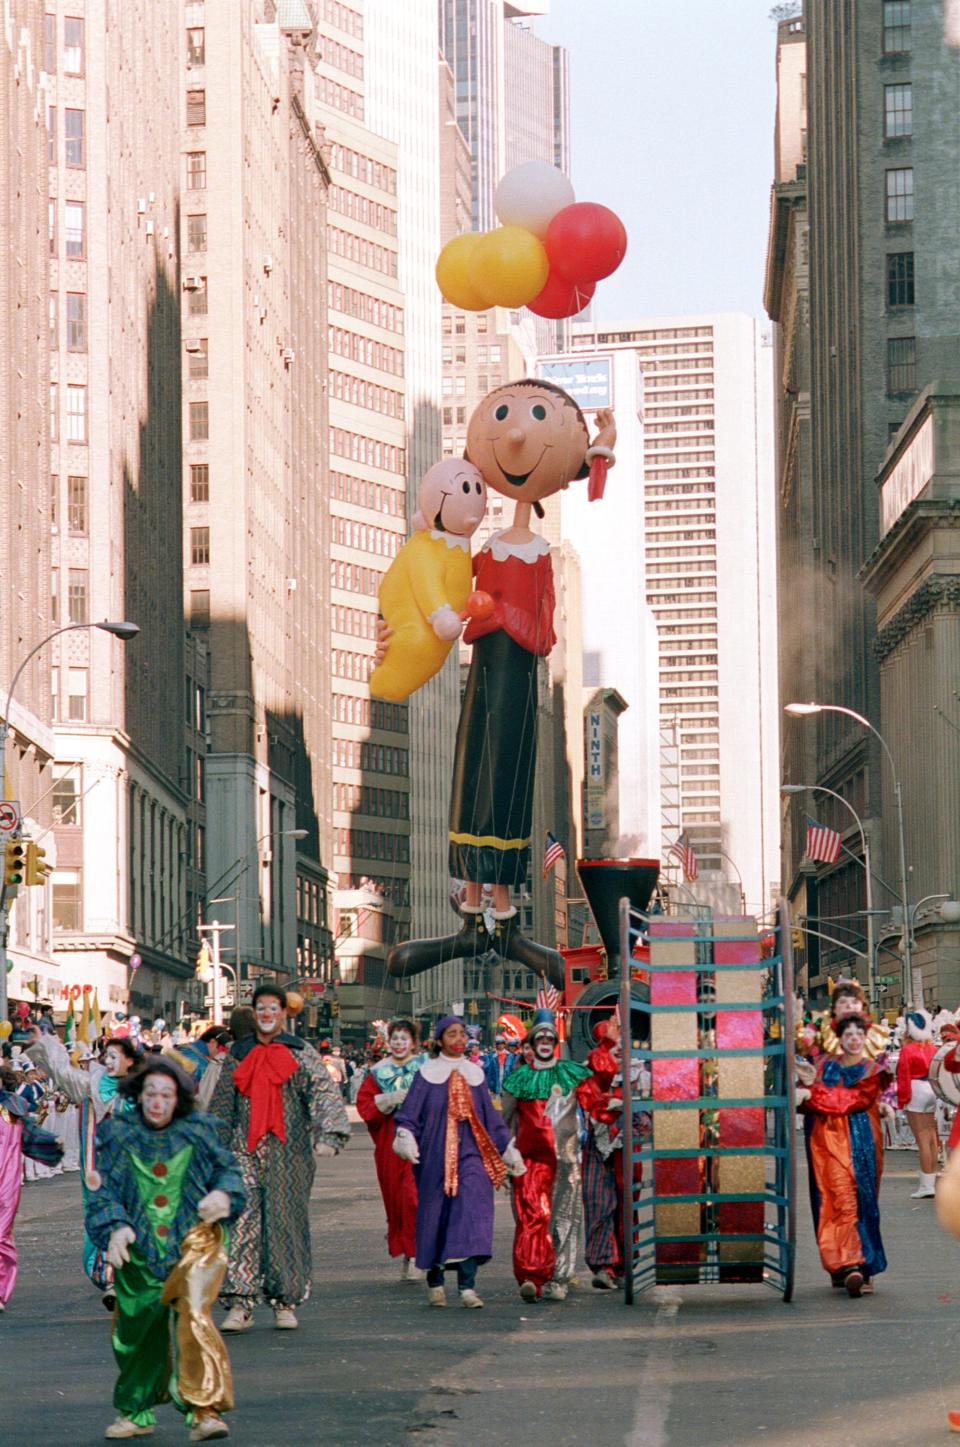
[{"x1": 539, "y1": 357, "x2": 613, "y2": 411}]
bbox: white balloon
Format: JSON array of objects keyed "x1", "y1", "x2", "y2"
[{"x1": 494, "y1": 161, "x2": 576, "y2": 239}]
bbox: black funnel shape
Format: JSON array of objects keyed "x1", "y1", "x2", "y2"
[{"x1": 577, "y1": 858, "x2": 660, "y2": 966}]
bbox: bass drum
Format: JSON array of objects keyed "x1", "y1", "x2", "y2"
[
  {"x1": 929, "y1": 1042, "x2": 960, "y2": 1106},
  {"x1": 567, "y1": 978, "x2": 650, "y2": 1063}
]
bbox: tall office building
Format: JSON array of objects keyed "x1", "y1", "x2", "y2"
[
  {"x1": 44, "y1": 1, "x2": 190, "y2": 1022},
  {"x1": 1, "y1": 2, "x2": 58, "y2": 1008},
  {"x1": 314, "y1": 0, "x2": 412, "y2": 1028},
  {"x1": 573, "y1": 317, "x2": 779, "y2": 917},
  {"x1": 182, "y1": 0, "x2": 333, "y2": 995},
  {"x1": 793, "y1": 2, "x2": 960, "y2": 1000},
  {"x1": 764, "y1": 14, "x2": 817, "y2": 976}
]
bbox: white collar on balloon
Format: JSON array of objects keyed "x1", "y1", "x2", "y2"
[
  {"x1": 420, "y1": 1054, "x2": 485, "y2": 1086},
  {"x1": 429, "y1": 528, "x2": 470, "y2": 553},
  {"x1": 484, "y1": 531, "x2": 551, "y2": 564}
]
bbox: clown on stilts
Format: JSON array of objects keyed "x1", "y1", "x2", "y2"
[
  {"x1": 393, "y1": 1013, "x2": 525, "y2": 1308},
  {"x1": 85, "y1": 1055, "x2": 245, "y2": 1441},
  {"x1": 501, "y1": 1007, "x2": 589, "y2": 1302},
  {"x1": 355, "y1": 1017, "x2": 426, "y2": 1281}
]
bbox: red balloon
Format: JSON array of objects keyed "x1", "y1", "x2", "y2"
[
  {"x1": 526, "y1": 271, "x2": 596, "y2": 319},
  {"x1": 460, "y1": 590, "x2": 495, "y2": 622},
  {"x1": 545, "y1": 202, "x2": 628, "y2": 284}
]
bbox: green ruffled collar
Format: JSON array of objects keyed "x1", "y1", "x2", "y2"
[{"x1": 502, "y1": 1059, "x2": 590, "y2": 1100}]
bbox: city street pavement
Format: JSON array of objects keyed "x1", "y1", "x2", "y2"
[{"x1": 4, "y1": 1132, "x2": 960, "y2": 1447}]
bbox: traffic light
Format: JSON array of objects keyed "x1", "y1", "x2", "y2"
[
  {"x1": 195, "y1": 942, "x2": 212, "y2": 982},
  {"x1": 4, "y1": 839, "x2": 26, "y2": 888},
  {"x1": 330, "y1": 999, "x2": 340, "y2": 1017},
  {"x1": 791, "y1": 927, "x2": 804, "y2": 952},
  {"x1": 25, "y1": 841, "x2": 51, "y2": 887}
]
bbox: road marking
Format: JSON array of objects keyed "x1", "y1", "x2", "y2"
[{"x1": 626, "y1": 1289, "x2": 682, "y2": 1446}]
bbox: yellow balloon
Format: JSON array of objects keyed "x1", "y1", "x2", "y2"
[
  {"x1": 285, "y1": 990, "x2": 304, "y2": 1015},
  {"x1": 0, "y1": 1020, "x2": 12, "y2": 1039},
  {"x1": 435, "y1": 234, "x2": 491, "y2": 312},
  {"x1": 471, "y1": 226, "x2": 550, "y2": 309}
]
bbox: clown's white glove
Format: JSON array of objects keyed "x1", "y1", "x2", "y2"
[
  {"x1": 429, "y1": 604, "x2": 463, "y2": 642},
  {"x1": 375, "y1": 1089, "x2": 405, "y2": 1114},
  {"x1": 606, "y1": 1097, "x2": 623, "y2": 1113},
  {"x1": 502, "y1": 1140, "x2": 526, "y2": 1177},
  {"x1": 197, "y1": 1189, "x2": 231, "y2": 1223},
  {"x1": 393, "y1": 1127, "x2": 419, "y2": 1163},
  {"x1": 795, "y1": 1087, "x2": 811, "y2": 1107},
  {"x1": 107, "y1": 1225, "x2": 136, "y2": 1269},
  {"x1": 314, "y1": 1140, "x2": 339, "y2": 1158}
]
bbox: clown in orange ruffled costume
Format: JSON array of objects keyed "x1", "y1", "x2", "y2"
[{"x1": 208, "y1": 984, "x2": 350, "y2": 1333}]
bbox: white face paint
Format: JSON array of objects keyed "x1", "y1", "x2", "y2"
[
  {"x1": 103, "y1": 1045, "x2": 130, "y2": 1078},
  {"x1": 254, "y1": 996, "x2": 285, "y2": 1038},
  {"x1": 532, "y1": 1034, "x2": 557, "y2": 1063},
  {"x1": 839, "y1": 1022, "x2": 866, "y2": 1057},
  {"x1": 142, "y1": 1073, "x2": 178, "y2": 1129},
  {"x1": 388, "y1": 1029, "x2": 414, "y2": 1061}
]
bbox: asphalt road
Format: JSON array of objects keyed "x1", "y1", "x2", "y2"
[{"x1": 4, "y1": 1129, "x2": 960, "y2": 1446}]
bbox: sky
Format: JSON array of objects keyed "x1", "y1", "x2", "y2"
[{"x1": 535, "y1": 0, "x2": 781, "y2": 325}]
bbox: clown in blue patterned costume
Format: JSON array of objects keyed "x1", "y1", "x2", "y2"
[
  {"x1": 208, "y1": 983, "x2": 350, "y2": 1333},
  {"x1": 25, "y1": 1026, "x2": 139, "y2": 1304},
  {"x1": 86, "y1": 1055, "x2": 245, "y2": 1441}
]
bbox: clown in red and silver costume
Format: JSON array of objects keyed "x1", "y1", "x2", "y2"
[
  {"x1": 355, "y1": 1017, "x2": 425, "y2": 1281},
  {"x1": 208, "y1": 983, "x2": 350, "y2": 1333},
  {"x1": 501, "y1": 1009, "x2": 589, "y2": 1302}
]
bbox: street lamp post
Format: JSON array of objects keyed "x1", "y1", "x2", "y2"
[
  {"x1": 780, "y1": 782, "x2": 877, "y2": 1006},
  {"x1": 785, "y1": 701, "x2": 913, "y2": 1004},
  {"x1": 0, "y1": 620, "x2": 139, "y2": 1023}
]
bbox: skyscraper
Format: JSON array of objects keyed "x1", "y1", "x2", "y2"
[{"x1": 573, "y1": 316, "x2": 779, "y2": 917}]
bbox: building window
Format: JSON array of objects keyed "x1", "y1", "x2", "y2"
[
  {"x1": 67, "y1": 568, "x2": 88, "y2": 624},
  {"x1": 49, "y1": 383, "x2": 58, "y2": 440},
  {"x1": 49, "y1": 293, "x2": 57, "y2": 349},
  {"x1": 67, "y1": 475, "x2": 87, "y2": 533},
  {"x1": 189, "y1": 463, "x2": 209, "y2": 502},
  {"x1": 65, "y1": 200, "x2": 85, "y2": 257},
  {"x1": 186, "y1": 89, "x2": 206, "y2": 126},
  {"x1": 188, "y1": 279, "x2": 208, "y2": 317},
  {"x1": 189, "y1": 401, "x2": 209, "y2": 440},
  {"x1": 186, "y1": 27, "x2": 206, "y2": 66},
  {"x1": 66, "y1": 384, "x2": 86, "y2": 442},
  {"x1": 190, "y1": 526, "x2": 210, "y2": 565},
  {"x1": 52, "y1": 870, "x2": 82, "y2": 931},
  {"x1": 186, "y1": 151, "x2": 207, "y2": 189},
  {"x1": 66, "y1": 292, "x2": 86, "y2": 350},
  {"x1": 51, "y1": 567, "x2": 58, "y2": 621},
  {"x1": 66, "y1": 667, "x2": 87, "y2": 721},
  {"x1": 43, "y1": 12, "x2": 56, "y2": 72},
  {"x1": 885, "y1": 167, "x2": 913, "y2": 222},
  {"x1": 883, "y1": 1, "x2": 911, "y2": 53},
  {"x1": 190, "y1": 589, "x2": 210, "y2": 626},
  {"x1": 187, "y1": 213, "x2": 207, "y2": 252},
  {"x1": 886, "y1": 252, "x2": 914, "y2": 306},
  {"x1": 884, "y1": 84, "x2": 912, "y2": 138},
  {"x1": 47, "y1": 105, "x2": 56, "y2": 164},
  {"x1": 187, "y1": 338, "x2": 208, "y2": 379},
  {"x1": 887, "y1": 335, "x2": 916, "y2": 392},
  {"x1": 53, "y1": 766, "x2": 82, "y2": 825},
  {"x1": 49, "y1": 197, "x2": 57, "y2": 255},
  {"x1": 63, "y1": 15, "x2": 84, "y2": 74},
  {"x1": 64, "y1": 107, "x2": 85, "y2": 166}
]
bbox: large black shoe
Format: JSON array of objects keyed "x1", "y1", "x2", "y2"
[
  {"x1": 494, "y1": 917, "x2": 565, "y2": 989},
  {"x1": 386, "y1": 912, "x2": 492, "y2": 979}
]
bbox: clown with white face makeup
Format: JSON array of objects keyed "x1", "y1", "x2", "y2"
[
  {"x1": 501, "y1": 1009, "x2": 590, "y2": 1303},
  {"x1": 209, "y1": 984, "x2": 350, "y2": 1335},
  {"x1": 356, "y1": 1018, "x2": 427, "y2": 1281},
  {"x1": 25, "y1": 1024, "x2": 139, "y2": 1306}
]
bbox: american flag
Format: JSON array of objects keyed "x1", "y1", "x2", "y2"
[
  {"x1": 667, "y1": 831, "x2": 698, "y2": 881},
  {"x1": 542, "y1": 830, "x2": 565, "y2": 878},
  {"x1": 805, "y1": 818, "x2": 842, "y2": 865},
  {"x1": 536, "y1": 978, "x2": 560, "y2": 1011}
]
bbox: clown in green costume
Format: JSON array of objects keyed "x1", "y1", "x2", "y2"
[{"x1": 86, "y1": 1056, "x2": 245, "y2": 1441}]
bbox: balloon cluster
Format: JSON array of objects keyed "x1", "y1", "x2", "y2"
[{"x1": 435, "y1": 161, "x2": 627, "y2": 320}]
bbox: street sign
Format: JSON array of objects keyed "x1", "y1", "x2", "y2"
[
  {"x1": 302, "y1": 980, "x2": 326, "y2": 993},
  {"x1": 0, "y1": 802, "x2": 21, "y2": 835}
]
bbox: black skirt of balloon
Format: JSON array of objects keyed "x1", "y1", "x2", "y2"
[{"x1": 448, "y1": 629, "x2": 539, "y2": 887}]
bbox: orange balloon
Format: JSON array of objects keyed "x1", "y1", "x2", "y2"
[
  {"x1": 0, "y1": 1020, "x2": 12, "y2": 1040},
  {"x1": 435, "y1": 233, "x2": 491, "y2": 311},
  {"x1": 285, "y1": 990, "x2": 305, "y2": 1015},
  {"x1": 460, "y1": 590, "x2": 495, "y2": 622}
]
